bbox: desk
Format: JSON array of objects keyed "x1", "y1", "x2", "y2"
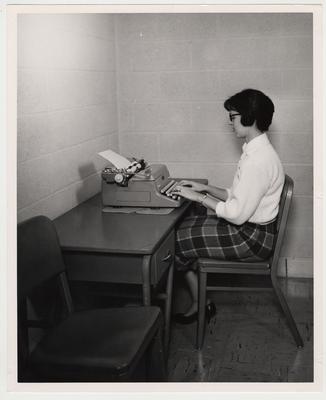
[{"x1": 54, "y1": 193, "x2": 195, "y2": 348}]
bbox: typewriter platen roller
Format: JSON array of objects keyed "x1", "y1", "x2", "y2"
[{"x1": 101, "y1": 163, "x2": 185, "y2": 208}]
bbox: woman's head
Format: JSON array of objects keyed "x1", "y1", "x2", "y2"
[{"x1": 224, "y1": 89, "x2": 274, "y2": 132}]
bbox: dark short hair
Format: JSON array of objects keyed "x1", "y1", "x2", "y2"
[{"x1": 224, "y1": 89, "x2": 275, "y2": 132}]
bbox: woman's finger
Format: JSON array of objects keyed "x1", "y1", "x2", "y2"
[
  {"x1": 179, "y1": 180, "x2": 193, "y2": 187},
  {"x1": 178, "y1": 180, "x2": 188, "y2": 186}
]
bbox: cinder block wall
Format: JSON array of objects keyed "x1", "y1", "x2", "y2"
[
  {"x1": 17, "y1": 14, "x2": 118, "y2": 222},
  {"x1": 116, "y1": 13, "x2": 313, "y2": 277},
  {"x1": 17, "y1": 13, "x2": 313, "y2": 278}
]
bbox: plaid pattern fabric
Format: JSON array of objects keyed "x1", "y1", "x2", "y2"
[{"x1": 175, "y1": 215, "x2": 277, "y2": 271}]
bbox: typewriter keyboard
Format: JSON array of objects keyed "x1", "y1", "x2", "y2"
[{"x1": 160, "y1": 179, "x2": 181, "y2": 200}]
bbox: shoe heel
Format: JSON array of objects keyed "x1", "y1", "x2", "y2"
[{"x1": 205, "y1": 302, "x2": 216, "y2": 323}]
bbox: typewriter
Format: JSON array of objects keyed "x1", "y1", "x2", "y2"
[{"x1": 101, "y1": 159, "x2": 185, "y2": 208}]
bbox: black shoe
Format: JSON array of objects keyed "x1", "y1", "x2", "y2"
[
  {"x1": 173, "y1": 311, "x2": 198, "y2": 325},
  {"x1": 173, "y1": 302, "x2": 216, "y2": 325}
]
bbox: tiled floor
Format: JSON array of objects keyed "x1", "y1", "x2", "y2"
[{"x1": 167, "y1": 278, "x2": 313, "y2": 382}]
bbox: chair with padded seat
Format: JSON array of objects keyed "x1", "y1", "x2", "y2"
[
  {"x1": 196, "y1": 175, "x2": 304, "y2": 350},
  {"x1": 17, "y1": 215, "x2": 166, "y2": 382}
]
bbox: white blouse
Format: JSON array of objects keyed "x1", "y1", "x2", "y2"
[{"x1": 215, "y1": 133, "x2": 285, "y2": 225}]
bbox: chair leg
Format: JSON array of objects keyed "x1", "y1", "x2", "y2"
[
  {"x1": 196, "y1": 270, "x2": 207, "y2": 350},
  {"x1": 146, "y1": 325, "x2": 167, "y2": 382},
  {"x1": 164, "y1": 263, "x2": 174, "y2": 351},
  {"x1": 272, "y1": 276, "x2": 304, "y2": 348}
]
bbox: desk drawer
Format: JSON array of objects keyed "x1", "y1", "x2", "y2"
[
  {"x1": 151, "y1": 230, "x2": 175, "y2": 284},
  {"x1": 64, "y1": 230, "x2": 175, "y2": 286}
]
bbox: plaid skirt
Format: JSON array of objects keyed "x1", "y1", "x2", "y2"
[{"x1": 175, "y1": 215, "x2": 277, "y2": 272}]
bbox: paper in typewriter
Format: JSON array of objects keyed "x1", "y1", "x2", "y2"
[{"x1": 98, "y1": 149, "x2": 131, "y2": 169}]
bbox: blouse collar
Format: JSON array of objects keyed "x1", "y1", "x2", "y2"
[{"x1": 242, "y1": 133, "x2": 270, "y2": 155}]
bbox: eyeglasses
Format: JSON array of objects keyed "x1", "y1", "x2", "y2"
[{"x1": 229, "y1": 113, "x2": 241, "y2": 122}]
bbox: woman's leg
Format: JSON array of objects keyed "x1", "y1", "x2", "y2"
[
  {"x1": 184, "y1": 271, "x2": 198, "y2": 316},
  {"x1": 184, "y1": 270, "x2": 212, "y2": 315},
  {"x1": 175, "y1": 216, "x2": 277, "y2": 317},
  {"x1": 175, "y1": 215, "x2": 236, "y2": 316}
]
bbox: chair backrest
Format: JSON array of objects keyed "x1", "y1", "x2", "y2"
[
  {"x1": 271, "y1": 175, "x2": 293, "y2": 272},
  {"x1": 17, "y1": 215, "x2": 66, "y2": 301},
  {"x1": 18, "y1": 215, "x2": 70, "y2": 378}
]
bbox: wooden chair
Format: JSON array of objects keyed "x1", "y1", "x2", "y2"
[
  {"x1": 196, "y1": 175, "x2": 304, "y2": 350},
  {"x1": 17, "y1": 216, "x2": 166, "y2": 382}
]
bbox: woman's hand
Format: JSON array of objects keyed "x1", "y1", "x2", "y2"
[
  {"x1": 177, "y1": 180, "x2": 207, "y2": 193},
  {"x1": 171, "y1": 185, "x2": 202, "y2": 203}
]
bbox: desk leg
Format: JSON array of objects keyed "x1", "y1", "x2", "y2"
[
  {"x1": 164, "y1": 262, "x2": 174, "y2": 350},
  {"x1": 142, "y1": 254, "x2": 174, "y2": 352},
  {"x1": 142, "y1": 255, "x2": 152, "y2": 306}
]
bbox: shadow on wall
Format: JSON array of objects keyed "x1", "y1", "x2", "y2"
[{"x1": 76, "y1": 163, "x2": 99, "y2": 204}]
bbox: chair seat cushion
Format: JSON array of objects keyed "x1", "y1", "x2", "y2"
[
  {"x1": 198, "y1": 257, "x2": 270, "y2": 269},
  {"x1": 30, "y1": 306, "x2": 161, "y2": 379}
]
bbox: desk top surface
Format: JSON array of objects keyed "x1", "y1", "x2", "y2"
[{"x1": 54, "y1": 194, "x2": 192, "y2": 255}]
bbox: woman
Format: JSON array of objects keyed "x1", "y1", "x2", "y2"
[{"x1": 171, "y1": 88, "x2": 285, "y2": 324}]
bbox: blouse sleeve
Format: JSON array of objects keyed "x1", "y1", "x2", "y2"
[{"x1": 215, "y1": 160, "x2": 269, "y2": 225}]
